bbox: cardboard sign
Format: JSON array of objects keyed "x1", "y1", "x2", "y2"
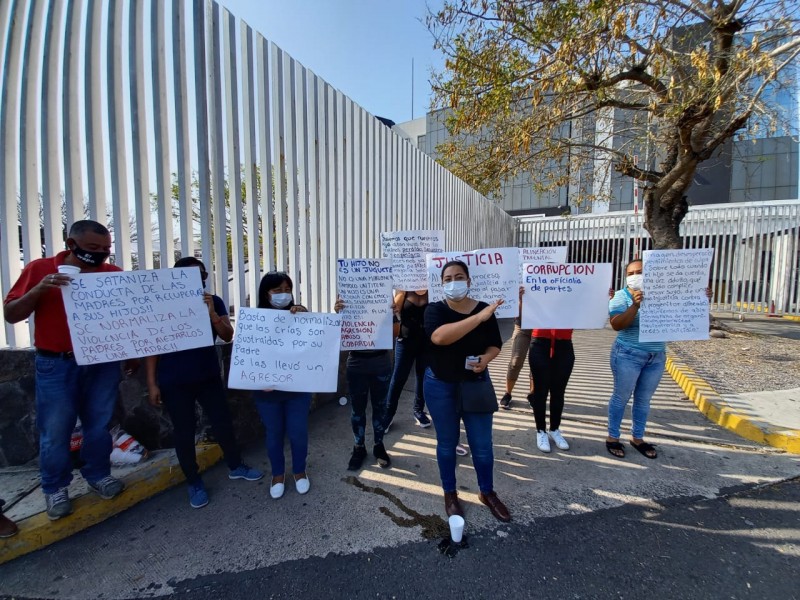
[
  {"x1": 426, "y1": 248, "x2": 519, "y2": 319},
  {"x1": 61, "y1": 268, "x2": 212, "y2": 365},
  {"x1": 337, "y1": 258, "x2": 394, "y2": 350},
  {"x1": 521, "y1": 263, "x2": 613, "y2": 329},
  {"x1": 639, "y1": 249, "x2": 714, "y2": 342},
  {"x1": 380, "y1": 229, "x2": 444, "y2": 291},
  {"x1": 228, "y1": 308, "x2": 342, "y2": 392},
  {"x1": 518, "y1": 246, "x2": 568, "y2": 269}
]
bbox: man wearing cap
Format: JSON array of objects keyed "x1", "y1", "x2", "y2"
[{"x1": 4, "y1": 220, "x2": 132, "y2": 520}]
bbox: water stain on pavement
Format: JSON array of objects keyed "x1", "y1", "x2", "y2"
[{"x1": 343, "y1": 475, "x2": 448, "y2": 539}]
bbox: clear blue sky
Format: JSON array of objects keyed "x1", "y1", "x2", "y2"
[{"x1": 218, "y1": 0, "x2": 444, "y2": 124}]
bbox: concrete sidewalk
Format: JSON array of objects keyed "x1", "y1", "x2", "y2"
[{"x1": 1, "y1": 321, "x2": 799, "y2": 581}]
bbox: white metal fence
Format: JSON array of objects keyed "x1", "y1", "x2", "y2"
[
  {"x1": 517, "y1": 199, "x2": 800, "y2": 317},
  {"x1": 0, "y1": 0, "x2": 515, "y2": 348}
]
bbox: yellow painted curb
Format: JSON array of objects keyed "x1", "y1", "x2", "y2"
[
  {"x1": 783, "y1": 314, "x2": 800, "y2": 323},
  {"x1": 732, "y1": 302, "x2": 800, "y2": 322},
  {"x1": 0, "y1": 444, "x2": 222, "y2": 565},
  {"x1": 666, "y1": 353, "x2": 800, "y2": 454}
]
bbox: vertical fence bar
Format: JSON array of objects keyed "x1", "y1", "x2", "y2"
[
  {"x1": 283, "y1": 56, "x2": 300, "y2": 288},
  {"x1": 173, "y1": 0, "x2": 193, "y2": 259},
  {"x1": 193, "y1": 0, "x2": 212, "y2": 269},
  {"x1": 41, "y1": 0, "x2": 67, "y2": 255},
  {"x1": 151, "y1": 0, "x2": 172, "y2": 266},
  {"x1": 256, "y1": 33, "x2": 274, "y2": 280},
  {"x1": 222, "y1": 8, "x2": 245, "y2": 310},
  {"x1": 107, "y1": 0, "x2": 132, "y2": 268},
  {"x1": 304, "y1": 70, "x2": 321, "y2": 308},
  {"x1": 63, "y1": 0, "x2": 84, "y2": 226},
  {"x1": 240, "y1": 20, "x2": 259, "y2": 306},
  {"x1": 84, "y1": 0, "x2": 106, "y2": 221},
  {"x1": 294, "y1": 64, "x2": 311, "y2": 307}
]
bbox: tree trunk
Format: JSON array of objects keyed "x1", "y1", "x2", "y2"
[{"x1": 643, "y1": 187, "x2": 688, "y2": 250}]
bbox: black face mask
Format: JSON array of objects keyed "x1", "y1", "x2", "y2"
[{"x1": 71, "y1": 242, "x2": 110, "y2": 266}]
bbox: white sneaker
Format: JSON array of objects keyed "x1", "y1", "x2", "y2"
[
  {"x1": 536, "y1": 430, "x2": 551, "y2": 453},
  {"x1": 270, "y1": 481, "x2": 285, "y2": 499},
  {"x1": 295, "y1": 475, "x2": 310, "y2": 495},
  {"x1": 548, "y1": 429, "x2": 570, "y2": 451}
]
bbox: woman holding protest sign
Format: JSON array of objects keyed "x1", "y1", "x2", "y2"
[
  {"x1": 605, "y1": 258, "x2": 663, "y2": 460},
  {"x1": 252, "y1": 271, "x2": 313, "y2": 499},
  {"x1": 145, "y1": 257, "x2": 263, "y2": 509},
  {"x1": 424, "y1": 260, "x2": 510, "y2": 522}
]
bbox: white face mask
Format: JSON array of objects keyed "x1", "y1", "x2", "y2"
[
  {"x1": 443, "y1": 281, "x2": 469, "y2": 301},
  {"x1": 626, "y1": 274, "x2": 643, "y2": 291},
  {"x1": 270, "y1": 293, "x2": 293, "y2": 309}
]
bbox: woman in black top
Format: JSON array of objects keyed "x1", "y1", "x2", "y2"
[
  {"x1": 384, "y1": 290, "x2": 430, "y2": 430},
  {"x1": 423, "y1": 260, "x2": 510, "y2": 522}
]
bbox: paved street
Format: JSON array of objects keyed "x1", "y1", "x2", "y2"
[{"x1": 1, "y1": 326, "x2": 798, "y2": 599}]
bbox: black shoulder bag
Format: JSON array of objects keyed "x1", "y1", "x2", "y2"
[{"x1": 456, "y1": 375, "x2": 498, "y2": 414}]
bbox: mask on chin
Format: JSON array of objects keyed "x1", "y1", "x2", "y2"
[{"x1": 70, "y1": 243, "x2": 110, "y2": 266}]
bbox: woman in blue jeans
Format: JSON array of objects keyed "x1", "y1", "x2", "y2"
[
  {"x1": 423, "y1": 260, "x2": 510, "y2": 522},
  {"x1": 253, "y1": 271, "x2": 313, "y2": 499},
  {"x1": 606, "y1": 259, "x2": 664, "y2": 459}
]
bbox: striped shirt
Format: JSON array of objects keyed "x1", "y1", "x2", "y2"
[{"x1": 608, "y1": 289, "x2": 665, "y2": 353}]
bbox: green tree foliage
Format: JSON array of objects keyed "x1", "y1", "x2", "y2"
[{"x1": 430, "y1": 0, "x2": 800, "y2": 248}]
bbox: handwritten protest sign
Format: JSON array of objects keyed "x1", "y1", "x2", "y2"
[
  {"x1": 61, "y1": 268, "x2": 212, "y2": 365},
  {"x1": 519, "y1": 246, "x2": 568, "y2": 268},
  {"x1": 228, "y1": 309, "x2": 342, "y2": 392},
  {"x1": 521, "y1": 263, "x2": 612, "y2": 329},
  {"x1": 381, "y1": 229, "x2": 444, "y2": 291},
  {"x1": 639, "y1": 249, "x2": 713, "y2": 342},
  {"x1": 426, "y1": 248, "x2": 519, "y2": 319},
  {"x1": 337, "y1": 258, "x2": 393, "y2": 350}
]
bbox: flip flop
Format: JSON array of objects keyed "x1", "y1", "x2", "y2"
[
  {"x1": 630, "y1": 440, "x2": 657, "y2": 459},
  {"x1": 605, "y1": 440, "x2": 625, "y2": 458}
]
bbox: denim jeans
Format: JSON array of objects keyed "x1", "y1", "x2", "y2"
[
  {"x1": 423, "y1": 369, "x2": 495, "y2": 494},
  {"x1": 528, "y1": 338, "x2": 575, "y2": 431},
  {"x1": 607, "y1": 340, "x2": 666, "y2": 439},
  {"x1": 35, "y1": 354, "x2": 121, "y2": 494},
  {"x1": 161, "y1": 377, "x2": 242, "y2": 484},
  {"x1": 385, "y1": 336, "x2": 427, "y2": 424},
  {"x1": 254, "y1": 391, "x2": 311, "y2": 476},
  {"x1": 346, "y1": 352, "x2": 391, "y2": 446}
]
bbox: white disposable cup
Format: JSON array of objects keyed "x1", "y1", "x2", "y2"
[
  {"x1": 338, "y1": 396, "x2": 348, "y2": 406},
  {"x1": 57, "y1": 265, "x2": 81, "y2": 275},
  {"x1": 448, "y1": 515, "x2": 465, "y2": 543}
]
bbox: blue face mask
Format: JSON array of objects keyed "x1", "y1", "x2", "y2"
[
  {"x1": 270, "y1": 292, "x2": 293, "y2": 309},
  {"x1": 443, "y1": 281, "x2": 469, "y2": 301}
]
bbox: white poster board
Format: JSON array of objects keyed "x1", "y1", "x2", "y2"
[
  {"x1": 61, "y1": 268, "x2": 212, "y2": 365},
  {"x1": 521, "y1": 263, "x2": 613, "y2": 329},
  {"x1": 426, "y1": 248, "x2": 519, "y2": 319},
  {"x1": 228, "y1": 309, "x2": 343, "y2": 392},
  {"x1": 518, "y1": 246, "x2": 568, "y2": 268},
  {"x1": 380, "y1": 229, "x2": 444, "y2": 291},
  {"x1": 337, "y1": 258, "x2": 394, "y2": 350},
  {"x1": 639, "y1": 249, "x2": 714, "y2": 342}
]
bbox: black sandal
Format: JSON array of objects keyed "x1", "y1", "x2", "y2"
[
  {"x1": 630, "y1": 440, "x2": 657, "y2": 459},
  {"x1": 605, "y1": 440, "x2": 625, "y2": 458}
]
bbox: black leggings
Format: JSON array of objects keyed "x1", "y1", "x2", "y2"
[{"x1": 527, "y1": 338, "x2": 575, "y2": 432}]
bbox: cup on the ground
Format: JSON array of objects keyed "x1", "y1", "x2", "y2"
[
  {"x1": 57, "y1": 265, "x2": 81, "y2": 275},
  {"x1": 448, "y1": 515, "x2": 464, "y2": 543}
]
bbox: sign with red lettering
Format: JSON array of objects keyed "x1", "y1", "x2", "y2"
[
  {"x1": 426, "y1": 248, "x2": 519, "y2": 318},
  {"x1": 336, "y1": 258, "x2": 394, "y2": 350},
  {"x1": 521, "y1": 263, "x2": 612, "y2": 329}
]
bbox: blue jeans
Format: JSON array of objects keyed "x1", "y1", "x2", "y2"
[
  {"x1": 161, "y1": 377, "x2": 242, "y2": 484},
  {"x1": 254, "y1": 391, "x2": 311, "y2": 476},
  {"x1": 346, "y1": 352, "x2": 391, "y2": 446},
  {"x1": 607, "y1": 341, "x2": 666, "y2": 439},
  {"x1": 423, "y1": 369, "x2": 495, "y2": 494},
  {"x1": 385, "y1": 336, "x2": 426, "y2": 424},
  {"x1": 35, "y1": 354, "x2": 121, "y2": 494}
]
